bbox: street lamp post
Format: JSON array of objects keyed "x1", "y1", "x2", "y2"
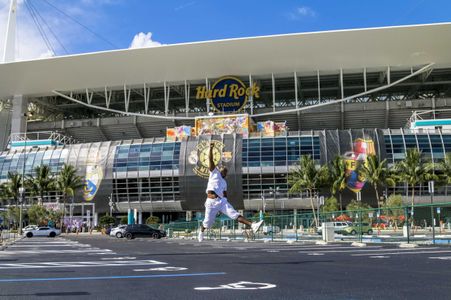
[{"x1": 18, "y1": 187, "x2": 24, "y2": 235}]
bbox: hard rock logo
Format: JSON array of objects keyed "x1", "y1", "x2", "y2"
[{"x1": 188, "y1": 140, "x2": 232, "y2": 179}]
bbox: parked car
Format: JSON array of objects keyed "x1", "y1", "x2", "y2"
[
  {"x1": 110, "y1": 225, "x2": 127, "y2": 238},
  {"x1": 317, "y1": 222, "x2": 352, "y2": 235},
  {"x1": 262, "y1": 225, "x2": 281, "y2": 235},
  {"x1": 341, "y1": 223, "x2": 373, "y2": 235},
  {"x1": 24, "y1": 227, "x2": 61, "y2": 238},
  {"x1": 123, "y1": 224, "x2": 166, "y2": 240},
  {"x1": 23, "y1": 225, "x2": 38, "y2": 231}
]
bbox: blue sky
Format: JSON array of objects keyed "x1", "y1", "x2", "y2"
[{"x1": 1, "y1": 0, "x2": 450, "y2": 60}]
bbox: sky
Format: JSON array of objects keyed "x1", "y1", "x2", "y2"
[{"x1": 0, "y1": 0, "x2": 450, "y2": 61}]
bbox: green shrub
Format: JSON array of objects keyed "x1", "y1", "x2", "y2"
[
  {"x1": 99, "y1": 215, "x2": 115, "y2": 226},
  {"x1": 146, "y1": 216, "x2": 160, "y2": 225}
]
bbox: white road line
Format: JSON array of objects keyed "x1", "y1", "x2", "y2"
[
  {"x1": 0, "y1": 260, "x2": 167, "y2": 269},
  {"x1": 298, "y1": 247, "x2": 438, "y2": 254},
  {"x1": 2, "y1": 249, "x2": 113, "y2": 254},
  {"x1": 352, "y1": 250, "x2": 451, "y2": 256},
  {"x1": 11, "y1": 244, "x2": 91, "y2": 248},
  {"x1": 101, "y1": 257, "x2": 136, "y2": 260},
  {"x1": 264, "y1": 246, "x2": 383, "y2": 252},
  {"x1": 134, "y1": 266, "x2": 188, "y2": 272},
  {"x1": 429, "y1": 256, "x2": 451, "y2": 260},
  {"x1": 307, "y1": 253, "x2": 324, "y2": 256},
  {"x1": 369, "y1": 256, "x2": 390, "y2": 259}
]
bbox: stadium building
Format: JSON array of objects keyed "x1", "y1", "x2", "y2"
[{"x1": 1, "y1": 18, "x2": 451, "y2": 224}]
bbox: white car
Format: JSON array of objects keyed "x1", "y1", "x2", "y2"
[
  {"x1": 24, "y1": 227, "x2": 61, "y2": 238},
  {"x1": 23, "y1": 225, "x2": 38, "y2": 231},
  {"x1": 110, "y1": 225, "x2": 127, "y2": 238},
  {"x1": 317, "y1": 222, "x2": 352, "y2": 235}
]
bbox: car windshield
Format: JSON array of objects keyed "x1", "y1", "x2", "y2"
[{"x1": 146, "y1": 225, "x2": 158, "y2": 230}]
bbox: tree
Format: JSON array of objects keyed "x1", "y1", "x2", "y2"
[
  {"x1": 56, "y1": 164, "x2": 84, "y2": 230},
  {"x1": 329, "y1": 156, "x2": 347, "y2": 210},
  {"x1": 395, "y1": 149, "x2": 435, "y2": 211},
  {"x1": 146, "y1": 216, "x2": 160, "y2": 225},
  {"x1": 435, "y1": 153, "x2": 451, "y2": 196},
  {"x1": 120, "y1": 216, "x2": 128, "y2": 225},
  {"x1": 321, "y1": 196, "x2": 339, "y2": 214},
  {"x1": 26, "y1": 165, "x2": 56, "y2": 205},
  {"x1": 99, "y1": 215, "x2": 116, "y2": 227},
  {"x1": 381, "y1": 194, "x2": 403, "y2": 230},
  {"x1": 3, "y1": 172, "x2": 23, "y2": 207},
  {"x1": 359, "y1": 155, "x2": 395, "y2": 211},
  {"x1": 289, "y1": 155, "x2": 329, "y2": 228},
  {"x1": 27, "y1": 204, "x2": 49, "y2": 226},
  {"x1": 346, "y1": 199, "x2": 372, "y2": 223}
]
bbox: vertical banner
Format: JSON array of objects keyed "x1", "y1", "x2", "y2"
[
  {"x1": 320, "y1": 129, "x2": 386, "y2": 193},
  {"x1": 179, "y1": 134, "x2": 243, "y2": 211}
]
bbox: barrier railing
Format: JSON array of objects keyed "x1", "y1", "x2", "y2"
[{"x1": 163, "y1": 202, "x2": 451, "y2": 244}]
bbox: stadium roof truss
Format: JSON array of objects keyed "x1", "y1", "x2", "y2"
[{"x1": 50, "y1": 63, "x2": 436, "y2": 120}]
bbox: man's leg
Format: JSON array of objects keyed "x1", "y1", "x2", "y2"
[
  {"x1": 221, "y1": 199, "x2": 264, "y2": 233},
  {"x1": 199, "y1": 199, "x2": 219, "y2": 242}
]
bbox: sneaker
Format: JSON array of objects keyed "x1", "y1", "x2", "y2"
[
  {"x1": 251, "y1": 220, "x2": 264, "y2": 234},
  {"x1": 198, "y1": 231, "x2": 204, "y2": 242}
]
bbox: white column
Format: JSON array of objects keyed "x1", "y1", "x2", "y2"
[
  {"x1": 3, "y1": 0, "x2": 17, "y2": 63},
  {"x1": 138, "y1": 211, "x2": 143, "y2": 224},
  {"x1": 11, "y1": 94, "x2": 27, "y2": 135}
]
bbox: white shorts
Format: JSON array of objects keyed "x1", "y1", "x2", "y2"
[{"x1": 202, "y1": 197, "x2": 240, "y2": 229}]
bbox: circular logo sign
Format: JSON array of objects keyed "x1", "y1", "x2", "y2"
[{"x1": 210, "y1": 76, "x2": 251, "y2": 113}]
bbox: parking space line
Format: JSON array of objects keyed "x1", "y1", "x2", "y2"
[
  {"x1": 0, "y1": 259, "x2": 167, "y2": 269},
  {"x1": 0, "y1": 272, "x2": 226, "y2": 283},
  {"x1": 352, "y1": 250, "x2": 451, "y2": 256}
]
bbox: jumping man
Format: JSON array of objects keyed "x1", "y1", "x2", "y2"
[{"x1": 198, "y1": 142, "x2": 264, "y2": 242}]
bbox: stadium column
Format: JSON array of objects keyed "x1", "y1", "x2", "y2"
[{"x1": 11, "y1": 94, "x2": 27, "y2": 136}]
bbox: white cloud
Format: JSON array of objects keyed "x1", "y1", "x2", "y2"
[
  {"x1": 288, "y1": 6, "x2": 317, "y2": 20},
  {"x1": 129, "y1": 32, "x2": 163, "y2": 49}
]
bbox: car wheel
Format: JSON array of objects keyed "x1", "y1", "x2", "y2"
[
  {"x1": 49, "y1": 232, "x2": 56, "y2": 238},
  {"x1": 351, "y1": 230, "x2": 357, "y2": 235},
  {"x1": 116, "y1": 232, "x2": 123, "y2": 238},
  {"x1": 125, "y1": 233, "x2": 133, "y2": 240},
  {"x1": 152, "y1": 233, "x2": 159, "y2": 239},
  {"x1": 26, "y1": 232, "x2": 33, "y2": 238},
  {"x1": 367, "y1": 229, "x2": 373, "y2": 235}
]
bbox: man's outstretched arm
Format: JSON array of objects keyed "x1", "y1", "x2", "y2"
[{"x1": 209, "y1": 142, "x2": 216, "y2": 172}]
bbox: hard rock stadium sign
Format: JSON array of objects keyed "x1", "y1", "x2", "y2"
[{"x1": 196, "y1": 76, "x2": 260, "y2": 113}]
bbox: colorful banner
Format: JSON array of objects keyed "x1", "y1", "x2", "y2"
[{"x1": 195, "y1": 114, "x2": 250, "y2": 138}]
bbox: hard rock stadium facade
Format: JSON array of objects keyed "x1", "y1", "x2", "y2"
[{"x1": 1, "y1": 23, "x2": 451, "y2": 223}]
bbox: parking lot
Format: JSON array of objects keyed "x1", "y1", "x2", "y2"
[{"x1": 0, "y1": 235, "x2": 451, "y2": 299}]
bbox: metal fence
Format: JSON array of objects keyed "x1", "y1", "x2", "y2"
[{"x1": 163, "y1": 202, "x2": 451, "y2": 244}]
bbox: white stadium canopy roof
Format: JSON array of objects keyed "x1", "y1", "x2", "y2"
[{"x1": 0, "y1": 22, "x2": 451, "y2": 98}]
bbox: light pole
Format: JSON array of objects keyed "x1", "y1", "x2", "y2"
[{"x1": 18, "y1": 187, "x2": 24, "y2": 235}]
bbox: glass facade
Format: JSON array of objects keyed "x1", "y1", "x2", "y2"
[
  {"x1": 242, "y1": 136, "x2": 320, "y2": 168},
  {"x1": 0, "y1": 148, "x2": 68, "y2": 180},
  {"x1": 113, "y1": 142, "x2": 180, "y2": 173},
  {"x1": 2, "y1": 131, "x2": 451, "y2": 207}
]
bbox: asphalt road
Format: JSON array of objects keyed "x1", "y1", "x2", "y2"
[{"x1": 0, "y1": 235, "x2": 450, "y2": 300}]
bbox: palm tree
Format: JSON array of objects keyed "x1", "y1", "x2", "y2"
[
  {"x1": 3, "y1": 172, "x2": 23, "y2": 207},
  {"x1": 359, "y1": 155, "x2": 395, "y2": 211},
  {"x1": 288, "y1": 155, "x2": 329, "y2": 228},
  {"x1": 435, "y1": 153, "x2": 451, "y2": 196},
  {"x1": 395, "y1": 149, "x2": 435, "y2": 211},
  {"x1": 56, "y1": 164, "x2": 84, "y2": 230},
  {"x1": 26, "y1": 165, "x2": 56, "y2": 205},
  {"x1": 329, "y1": 156, "x2": 347, "y2": 211}
]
